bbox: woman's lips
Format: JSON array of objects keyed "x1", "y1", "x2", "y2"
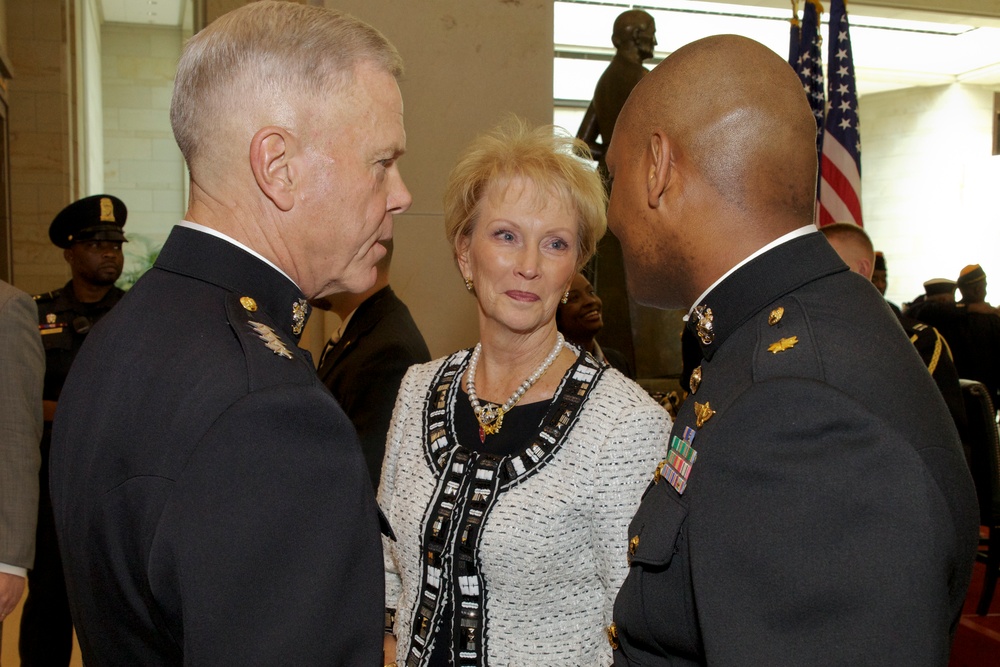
[{"x1": 506, "y1": 290, "x2": 540, "y2": 302}]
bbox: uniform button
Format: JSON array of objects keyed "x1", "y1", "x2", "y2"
[
  {"x1": 240, "y1": 296, "x2": 258, "y2": 312},
  {"x1": 607, "y1": 622, "x2": 619, "y2": 650}
]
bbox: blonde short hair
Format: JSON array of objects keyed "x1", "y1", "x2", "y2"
[
  {"x1": 444, "y1": 118, "x2": 607, "y2": 270},
  {"x1": 170, "y1": 1, "x2": 401, "y2": 170}
]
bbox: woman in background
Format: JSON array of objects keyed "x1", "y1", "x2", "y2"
[
  {"x1": 557, "y1": 271, "x2": 635, "y2": 378},
  {"x1": 379, "y1": 119, "x2": 670, "y2": 667}
]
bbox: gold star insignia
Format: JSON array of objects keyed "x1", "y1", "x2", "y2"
[
  {"x1": 768, "y1": 307, "x2": 784, "y2": 325},
  {"x1": 768, "y1": 336, "x2": 799, "y2": 354},
  {"x1": 694, "y1": 401, "x2": 715, "y2": 428}
]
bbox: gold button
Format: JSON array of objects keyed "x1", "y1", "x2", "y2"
[
  {"x1": 769, "y1": 306, "x2": 784, "y2": 325},
  {"x1": 628, "y1": 535, "x2": 640, "y2": 555},
  {"x1": 240, "y1": 296, "x2": 257, "y2": 312},
  {"x1": 607, "y1": 622, "x2": 619, "y2": 650}
]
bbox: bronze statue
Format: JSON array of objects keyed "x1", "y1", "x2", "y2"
[
  {"x1": 577, "y1": 10, "x2": 670, "y2": 381},
  {"x1": 577, "y1": 9, "x2": 657, "y2": 176}
]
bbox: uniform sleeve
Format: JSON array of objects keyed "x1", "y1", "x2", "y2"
[
  {"x1": 0, "y1": 289, "x2": 43, "y2": 570},
  {"x1": 150, "y1": 383, "x2": 383, "y2": 665},
  {"x1": 693, "y1": 376, "x2": 975, "y2": 665},
  {"x1": 590, "y1": 398, "x2": 670, "y2": 655}
]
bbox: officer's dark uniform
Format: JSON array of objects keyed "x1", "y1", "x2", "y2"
[
  {"x1": 611, "y1": 233, "x2": 978, "y2": 665},
  {"x1": 20, "y1": 195, "x2": 126, "y2": 666}
]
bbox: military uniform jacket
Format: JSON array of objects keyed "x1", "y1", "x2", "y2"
[
  {"x1": 35, "y1": 280, "x2": 124, "y2": 403},
  {"x1": 612, "y1": 232, "x2": 979, "y2": 666},
  {"x1": 318, "y1": 285, "x2": 431, "y2": 489},
  {"x1": 49, "y1": 226, "x2": 384, "y2": 665}
]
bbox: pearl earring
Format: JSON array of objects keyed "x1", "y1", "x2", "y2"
[
  {"x1": 465, "y1": 277, "x2": 474, "y2": 291},
  {"x1": 561, "y1": 291, "x2": 569, "y2": 304}
]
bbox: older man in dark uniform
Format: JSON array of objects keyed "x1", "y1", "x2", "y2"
[
  {"x1": 22, "y1": 194, "x2": 126, "y2": 666},
  {"x1": 605, "y1": 35, "x2": 978, "y2": 665},
  {"x1": 48, "y1": 3, "x2": 411, "y2": 664}
]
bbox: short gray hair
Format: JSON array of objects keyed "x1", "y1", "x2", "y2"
[{"x1": 170, "y1": 1, "x2": 402, "y2": 171}]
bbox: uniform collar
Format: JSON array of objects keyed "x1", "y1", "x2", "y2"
[
  {"x1": 155, "y1": 226, "x2": 310, "y2": 342},
  {"x1": 686, "y1": 231, "x2": 847, "y2": 361}
]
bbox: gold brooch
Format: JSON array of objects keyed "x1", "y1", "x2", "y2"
[
  {"x1": 768, "y1": 307, "x2": 784, "y2": 325},
  {"x1": 694, "y1": 401, "x2": 715, "y2": 428},
  {"x1": 767, "y1": 336, "x2": 799, "y2": 354}
]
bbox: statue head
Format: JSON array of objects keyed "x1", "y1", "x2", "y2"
[{"x1": 612, "y1": 10, "x2": 657, "y2": 63}]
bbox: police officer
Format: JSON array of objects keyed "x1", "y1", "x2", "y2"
[{"x1": 21, "y1": 194, "x2": 126, "y2": 666}]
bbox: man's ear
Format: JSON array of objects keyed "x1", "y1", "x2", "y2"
[
  {"x1": 858, "y1": 257, "x2": 874, "y2": 281},
  {"x1": 249, "y1": 126, "x2": 295, "y2": 212},
  {"x1": 63, "y1": 248, "x2": 74, "y2": 265},
  {"x1": 647, "y1": 130, "x2": 672, "y2": 209}
]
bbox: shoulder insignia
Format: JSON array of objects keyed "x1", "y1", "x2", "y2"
[
  {"x1": 768, "y1": 306, "x2": 784, "y2": 325},
  {"x1": 694, "y1": 401, "x2": 715, "y2": 428},
  {"x1": 248, "y1": 320, "x2": 293, "y2": 359},
  {"x1": 767, "y1": 336, "x2": 799, "y2": 354}
]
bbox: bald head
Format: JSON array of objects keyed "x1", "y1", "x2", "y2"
[
  {"x1": 618, "y1": 34, "x2": 816, "y2": 224},
  {"x1": 606, "y1": 35, "x2": 819, "y2": 309},
  {"x1": 820, "y1": 223, "x2": 875, "y2": 280}
]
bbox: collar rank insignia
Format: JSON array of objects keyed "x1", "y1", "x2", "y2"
[
  {"x1": 248, "y1": 321, "x2": 293, "y2": 359},
  {"x1": 768, "y1": 307, "x2": 784, "y2": 325},
  {"x1": 767, "y1": 336, "x2": 799, "y2": 354},
  {"x1": 689, "y1": 365, "x2": 702, "y2": 394},
  {"x1": 692, "y1": 305, "x2": 715, "y2": 345},
  {"x1": 291, "y1": 298, "x2": 309, "y2": 335},
  {"x1": 694, "y1": 401, "x2": 715, "y2": 428}
]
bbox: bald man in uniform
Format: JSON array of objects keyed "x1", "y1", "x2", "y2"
[{"x1": 606, "y1": 35, "x2": 978, "y2": 665}]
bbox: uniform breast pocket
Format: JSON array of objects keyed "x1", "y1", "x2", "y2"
[{"x1": 628, "y1": 482, "x2": 688, "y2": 570}]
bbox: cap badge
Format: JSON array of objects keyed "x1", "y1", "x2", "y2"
[
  {"x1": 46, "y1": 313, "x2": 57, "y2": 324},
  {"x1": 694, "y1": 401, "x2": 715, "y2": 428},
  {"x1": 768, "y1": 307, "x2": 784, "y2": 326},
  {"x1": 291, "y1": 298, "x2": 308, "y2": 335},
  {"x1": 239, "y1": 296, "x2": 257, "y2": 312},
  {"x1": 689, "y1": 365, "x2": 702, "y2": 394},
  {"x1": 768, "y1": 336, "x2": 799, "y2": 354},
  {"x1": 693, "y1": 305, "x2": 714, "y2": 345},
  {"x1": 248, "y1": 321, "x2": 293, "y2": 359},
  {"x1": 99, "y1": 197, "x2": 116, "y2": 222}
]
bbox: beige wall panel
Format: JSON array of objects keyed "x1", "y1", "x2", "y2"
[{"x1": 318, "y1": 0, "x2": 555, "y2": 358}]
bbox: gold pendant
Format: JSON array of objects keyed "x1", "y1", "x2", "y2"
[{"x1": 479, "y1": 408, "x2": 504, "y2": 437}]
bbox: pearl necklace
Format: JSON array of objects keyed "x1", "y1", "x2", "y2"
[{"x1": 466, "y1": 332, "x2": 565, "y2": 441}]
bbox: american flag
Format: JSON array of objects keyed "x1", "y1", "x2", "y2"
[
  {"x1": 818, "y1": 0, "x2": 862, "y2": 227},
  {"x1": 790, "y1": 0, "x2": 825, "y2": 158}
]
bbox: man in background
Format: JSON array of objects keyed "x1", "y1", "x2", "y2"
[
  {"x1": 23, "y1": 194, "x2": 126, "y2": 666},
  {"x1": 0, "y1": 280, "x2": 43, "y2": 651},
  {"x1": 606, "y1": 34, "x2": 977, "y2": 664},
  {"x1": 49, "y1": 3, "x2": 411, "y2": 663},
  {"x1": 871, "y1": 251, "x2": 902, "y2": 317},
  {"x1": 315, "y1": 240, "x2": 430, "y2": 490}
]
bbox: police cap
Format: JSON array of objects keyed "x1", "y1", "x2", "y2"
[{"x1": 49, "y1": 194, "x2": 127, "y2": 249}]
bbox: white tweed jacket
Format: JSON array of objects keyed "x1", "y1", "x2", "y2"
[{"x1": 379, "y1": 349, "x2": 671, "y2": 667}]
